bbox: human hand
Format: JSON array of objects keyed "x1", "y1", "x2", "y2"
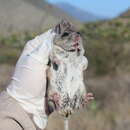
[{"x1": 7, "y1": 29, "x2": 56, "y2": 129}]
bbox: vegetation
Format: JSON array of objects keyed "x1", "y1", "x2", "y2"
[
  {"x1": 81, "y1": 18, "x2": 130, "y2": 75},
  {"x1": 1, "y1": 14, "x2": 130, "y2": 76}
]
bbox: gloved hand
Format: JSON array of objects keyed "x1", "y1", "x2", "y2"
[{"x1": 7, "y1": 29, "x2": 56, "y2": 129}]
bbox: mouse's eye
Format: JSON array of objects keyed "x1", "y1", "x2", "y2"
[
  {"x1": 61, "y1": 32, "x2": 69, "y2": 37},
  {"x1": 53, "y1": 62, "x2": 59, "y2": 71}
]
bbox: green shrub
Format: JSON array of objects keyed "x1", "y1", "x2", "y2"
[
  {"x1": 81, "y1": 19, "x2": 130, "y2": 75},
  {"x1": 0, "y1": 48, "x2": 20, "y2": 64}
]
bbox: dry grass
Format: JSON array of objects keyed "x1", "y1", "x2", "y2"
[{"x1": 0, "y1": 64, "x2": 130, "y2": 130}]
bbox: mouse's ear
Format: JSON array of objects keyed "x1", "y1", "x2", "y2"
[
  {"x1": 54, "y1": 23, "x2": 61, "y2": 34},
  {"x1": 54, "y1": 19, "x2": 73, "y2": 34}
]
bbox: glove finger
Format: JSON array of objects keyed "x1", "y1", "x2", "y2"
[
  {"x1": 25, "y1": 29, "x2": 54, "y2": 54},
  {"x1": 17, "y1": 29, "x2": 55, "y2": 65}
]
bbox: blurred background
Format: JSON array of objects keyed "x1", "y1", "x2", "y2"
[{"x1": 0, "y1": 0, "x2": 130, "y2": 130}]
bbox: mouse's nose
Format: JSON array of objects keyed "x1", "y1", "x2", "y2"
[{"x1": 73, "y1": 33, "x2": 80, "y2": 46}]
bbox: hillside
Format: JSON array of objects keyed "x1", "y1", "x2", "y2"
[
  {"x1": 120, "y1": 9, "x2": 130, "y2": 18},
  {"x1": 54, "y1": 2, "x2": 106, "y2": 22},
  {"x1": 81, "y1": 10, "x2": 130, "y2": 75},
  {"x1": 0, "y1": 8, "x2": 130, "y2": 130},
  {"x1": 0, "y1": 9, "x2": 130, "y2": 75},
  {"x1": 0, "y1": 0, "x2": 79, "y2": 35}
]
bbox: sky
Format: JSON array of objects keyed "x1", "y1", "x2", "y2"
[{"x1": 47, "y1": 0, "x2": 130, "y2": 18}]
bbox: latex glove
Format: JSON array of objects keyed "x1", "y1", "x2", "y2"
[{"x1": 7, "y1": 29, "x2": 56, "y2": 129}]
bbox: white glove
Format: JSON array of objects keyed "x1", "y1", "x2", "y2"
[{"x1": 7, "y1": 29, "x2": 56, "y2": 129}]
